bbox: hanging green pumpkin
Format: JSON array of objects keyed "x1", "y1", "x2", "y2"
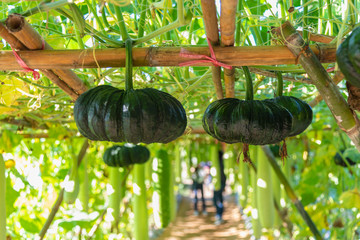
[
  {"x1": 202, "y1": 98, "x2": 293, "y2": 145},
  {"x1": 73, "y1": 40, "x2": 187, "y2": 144},
  {"x1": 336, "y1": 27, "x2": 360, "y2": 87},
  {"x1": 266, "y1": 96, "x2": 313, "y2": 136},
  {"x1": 103, "y1": 144, "x2": 150, "y2": 167}
]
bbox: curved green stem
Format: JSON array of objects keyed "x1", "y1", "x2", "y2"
[
  {"x1": 0, "y1": 154, "x2": 5, "y2": 240},
  {"x1": 243, "y1": 66, "x2": 253, "y2": 100},
  {"x1": 276, "y1": 71, "x2": 283, "y2": 97},
  {"x1": 85, "y1": 0, "x2": 105, "y2": 32},
  {"x1": 133, "y1": 0, "x2": 192, "y2": 45},
  {"x1": 125, "y1": 39, "x2": 133, "y2": 90},
  {"x1": 177, "y1": 0, "x2": 185, "y2": 25},
  {"x1": 137, "y1": 0, "x2": 148, "y2": 38},
  {"x1": 261, "y1": 146, "x2": 323, "y2": 240},
  {"x1": 114, "y1": 5, "x2": 130, "y2": 41}
]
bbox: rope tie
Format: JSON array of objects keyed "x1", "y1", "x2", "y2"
[
  {"x1": 10, "y1": 40, "x2": 45, "y2": 80},
  {"x1": 179, "y1": 38, "x2": 232, "y2": 69}
]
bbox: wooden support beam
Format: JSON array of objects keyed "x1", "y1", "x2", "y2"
[
  {"x1": 201, "y1": 0, "x2": 224, "y2": 99},
  {"x1": 0, "y1": 44, "x2": 336, "y2": 70},
  {"x1": 4, "y1": 14, "x2": 87, "y2": 99},
  {"x1": 220, "y1": 0, "x2": 238, "y2": 98}
]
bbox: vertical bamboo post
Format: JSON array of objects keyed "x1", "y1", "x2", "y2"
[
  {"x1": 201, "y1": 0, "x2": 224, "y2": 99},
  {"x1": 272, "y1": 21, "x2": 360, "y2": 151},
  {"x1": 220, "y1": 0, "x2": 238, "y2": 98}
]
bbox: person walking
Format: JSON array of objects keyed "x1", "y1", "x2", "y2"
[
  {"x1": 191, "y1": 164, "x2": 207, "y2": 216},
  {"x1": 213, "y1": 150, "x2": 226, "y2": 225}
]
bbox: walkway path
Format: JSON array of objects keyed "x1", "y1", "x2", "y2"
[{"x1": 156, "y1": 194, "x2": 251, "y2": 240}]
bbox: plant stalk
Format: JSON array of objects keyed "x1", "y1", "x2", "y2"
[
  {"x1": 276, "y1": 71, "x2": 283, "y2": 97},
  {"x1": 133, "y1": 164, "x2": 149, "y2": 240},
  {"x1": 243, "y1": 66, "x2": 253, "y2": 100},
  {"x1": 261, "y1": 145, "x2": 323, "y2": 240},
  {"x1": 125, "y1": 39, "x2": 133, "y2": 90},
  {"x1": 0, "y1": 154, "x2": 5, "y2": 240}
]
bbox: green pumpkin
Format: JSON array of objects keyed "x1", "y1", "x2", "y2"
[
  {"x1": 336, "y1": 27, "x2": 360, "y2": 88},
  {"x1": 266, "y1": 96, "x2": 312, "y2": 136},
  {"x1": 202, "y1": 98, "x2": 293, "y2": 145},
  {"x1": 103, "y1": 144, "x2": 150, "y2": 167},
  {"x1": 348, "y1": 27, "x2": 360, "y2": 74},
  {"x1": 74, "y1": 85, "x2": 187, "y2": 144}
]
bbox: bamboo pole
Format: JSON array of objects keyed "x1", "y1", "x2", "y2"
[
  {"x1": 220, "y1": 0, "x2": 238, "y2": 98},
  {"x1": 0, "y1": 44, "x2": 337, "y2": 70},
  {"x1": 201, "y1": 0, "x2": 224, "y2": 99},
  {"x1": 309, "y1": 71, "x2": 344, "y2": 107},
  {"x1": 1, "y1": 15, "x2": 79, "y2": 100},
  {"x1": 248, "y1": 67, "x2": 312, "y2": 84},
  {"x1": 272, "y1": 21, "x2": 360, "y2": 152},
  {"x1": 298, "y1": 30, "x2": 335, "y2": 44},
  {"x1": 0, "y1": 22, "x2": 26, "y2": 50},
  {"x1": 5, "y1": 14, "x2": 87, "y2": 97}
]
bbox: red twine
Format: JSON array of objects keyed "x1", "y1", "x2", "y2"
[
  {"x1": 179, "y1": 38, "x2": 232, "y2": 69},
  {"x1": 10, "y1": 40, "x2": 45, "y2": 80}
]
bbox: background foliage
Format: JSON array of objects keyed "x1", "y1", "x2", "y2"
[{"x1": 0, "y1": 0, "x2": 359, "y2": 239}]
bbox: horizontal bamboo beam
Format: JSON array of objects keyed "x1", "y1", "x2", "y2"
[{"x1": 0, "y1": 44, "x2": 336, "y2": 70}]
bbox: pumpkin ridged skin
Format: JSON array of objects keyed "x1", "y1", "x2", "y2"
[
  {"x1": 267, "y1": 96, "x2": 313, "y2": 136},
  {"x1": 336, "y1": 35, "x2": 360, "y2": 88},
  {"x1": 103, "y1": 145, "x2": 150, "y2": 167},
  {"x1": 202, "y1": 98, "x2": 293, "y2": 145},
  {"x1": 348, "y1": 27, "x2": 360, "y2": 74},
  {"x1": 74, "y1": 85, "x2": 187, "y2": 144}
]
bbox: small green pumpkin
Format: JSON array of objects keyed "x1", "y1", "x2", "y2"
[
  {"x1": 266, "y1": 96, "x2": 312, "y2": 136},
  {"x1": 336, "y1": 27, "x2": 360, "y2": 87},
  {"x1": 348, "y1": 27, "x2": 360, "y2": 74},
  {"x1": 103, "y1": 144, "x2": 150, "y2": 167},
  {"x1": 202, "y1": 98, "x2": 293, "y2": 145},
  {"x1": 74, "y1": 85, "x2": 187, "y2": 144},
  {"x1": 74, "y1": 39, "x2": 187, "y2": 144}
]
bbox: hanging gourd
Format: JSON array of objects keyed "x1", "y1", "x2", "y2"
[
  {"x1": 103, "y1": 144, "x2": 150, "y2": 167},
  {"x1": 268, "y1": 72, "x2": 313, "y2": 137},
  {"x1": 202, "y1": 67, "x2": 293, "y2": 145},
  {"x1": 267, "y1": 96, "x2": 312, "y2": 136},
  {"x1": 336, "y1": 26, "x2": 360, "y2": 88},
  {"x1": 74, "y1": 39, "x2": 187, "y2": 144}
]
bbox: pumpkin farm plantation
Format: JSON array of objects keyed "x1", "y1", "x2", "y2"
[{"x1": 0, "y1": 0, "x2": 360, "y2": 239}]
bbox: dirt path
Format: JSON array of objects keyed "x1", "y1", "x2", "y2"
[{"x1": 156, "y1": 194, "x2": 251, "y2": 240}]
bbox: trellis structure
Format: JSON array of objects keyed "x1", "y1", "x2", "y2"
[{"x1": 0, "y1": 0, "x2": 360, "y2": 239}]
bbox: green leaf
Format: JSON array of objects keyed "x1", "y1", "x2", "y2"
[
  {"x1": 57, "y1": 211, "x2": 99, "y2": 230},
  {"x1": 339, "y1": 189, "x2": 360, "y2": 209},
  {"x1": 343, "y1": 148, "x2": 360, "y2": 163},
  {"x1": 0, "y1": 130, "x2": 23, "y2": 152},
  {"x1": 19, "y1": 217, "x2": 42, "y2": 233},
  {"x1": 6, "y1": 176, "x2": 20, "y2": 217}
]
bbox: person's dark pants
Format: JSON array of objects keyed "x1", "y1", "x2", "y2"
[
  {"x1": 213, "y1": 190, "x2": 224, "y2": 218},
  {"x1": 194, "y1": 184, "x2": 206, "y2": 211}
]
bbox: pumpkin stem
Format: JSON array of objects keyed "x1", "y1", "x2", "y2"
[
  {"x1": 276, "y1": 71, "x2": 283, "y2": 97},
  {"x1": 242, "y1": 143, "x2": 252, "y2": 163},
  {"x1": 243, "y1": 66, "x2": 253, "y2": 100},
  {"x1": 125, "y1": 39, "x2": 133, "y2": 90},
  {"x1": 280, "y1": 139, "x2": 288, "y2": 164}
]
